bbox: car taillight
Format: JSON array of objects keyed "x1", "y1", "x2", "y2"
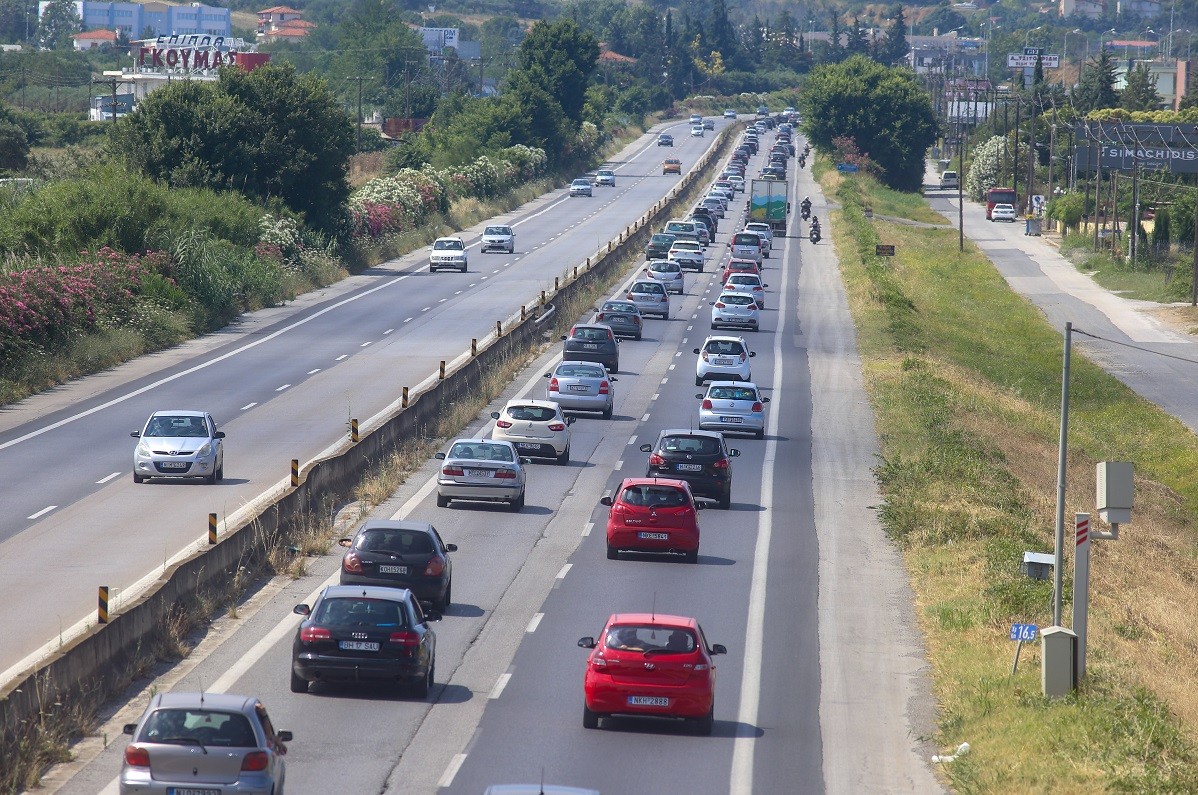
[
  {"x1": 660, "y1": 294, "x2": 667, "y2": 302},
  {"x1": 596, "y1": 312, "x2": 605, "y2": 320},
  {"x1": 342, "y1": 552, "x2": 363, "y2": 574},
  {"x1": 607, "y1": 330, "x2": 615, "y2": 341},
  {"x1": 300, "y1": 626, "x2": 331, "y2": 643},
  {"x1": 388, "y1": 631, "x2": 421, "y2": 647},
  {"x1": 701, "y1": 351, "x2": 710, "y2": 361},
  {"x1": 549, "y1": 423, "x2": 566, "y2": 431},
  {"x1": 423, "y1": 557, "x2": 445, "y2": 577},
  {"x1": 702, "y1": 399, "x2": 713, "y2": 409},
  {"x1": 124, "y1": 746, "x2": 150, "y2": 768},
  {"x1": 494, "y1": 470, "x2": 517, "y2": 479},
  {"x1": 713, "y1": 458, "x2": 730, "y2": 470},
  {"x1": 443, "y1": 466, "x2": 464, "y2": 476},
  {"x1": 496, "y1": 420, "x2": 513, "y2": 428},
  {"x1": 649, "y1": 453, "x2": 665, "y2": 466},
  {"x1": 632, "y1": 316, "x2": 642, "y2": 325},
  {"x1": 548, "y1": 377, "x2": 559, "y2": 392},
  {"x1": 591, "y1": 655, "x2": 609, "y2": 669},
  {"x1": 241, "y1": 751, "x2": 270, "y2": 772},
  {"x1": 752, "y1": 402, "x2": 763, "y2": 412},
  {"x1": 751, "y1": 303, "x2": 760, "y2": 310},
  {"x1": 714, "y1": 302, "x2": 725, "y2": 308},
  {"x1": 739, "y1": 352, "x2": 747, "y2": 362},
  {"x1": 599, "y1": 381, "x2": 610, "y2": 395}
]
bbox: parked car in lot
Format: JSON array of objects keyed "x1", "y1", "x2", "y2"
[
  {"x1": 697, "y1": 381, "x2": 770, "y2": 439},
  {"x1": 435, "y1": 439, "x2": 527, "y2": 510},
  {"x1": 430, "y1": 236, "x2": 468, "y2": 272},
  {"x1": 600, "y1": 478, "x2": 703, "y2": 563},
  {"x1": 644, "y1": 258, "x2": 685, "y2": 295},
  {"x1": 481, "y1": 225, "x2": 515, "y2": 254},
  {"x1": 569, "y1": 178, "x2": 594, "y2": 197},
  {"x1": 291, "y1": 585, "x2": 439, "y2": 696},
  {"x1": 338, "y1": 520, "x2": 457, "y2": 611},
  {"x1": 694, "y1": 335, "x2": 754, "y2": 385},
  {"x1": 990, "y1": 203, "x2": 1017, "y2": 222},
  {"x1": 724, "y1": 273, "x2": 767, "y2": 309},
  {"x1": 645, "y1": 232, "x2": 676, "y2": 260},
  {"x1": 593, "y1": 299, "x2": 644, "y2": 340},
  {"x1": 562, "y1": 322, "x2": 620, "y2": 372},
  {"x1": 492, "y1": 399, "x2": 574, "y2": 464},
  {"x1": 546, "y1": 361, "x2": 618, "y2": 419},
  {"x1": 657, "y1": 133, "x2": 674, "y2": 146},
  {"x1": 131, "y1": 410, "x2": 224, "y2": 484},
  {"x1": 578, "y1": 613, "x2": 726, "y2": 734},
  {"x1": 662, "y1": 158, "x2": 682, "y2": 174},
  {"x1": 667, "y1": 240, "x2": 705, "y2": 272},
  {"x1": 594, "y1": 168, "x2": 616, "y2": 187},
  {"x1": 120, "y1": 692, "x2": 291, "y2": 795},
  {"x1": 627, "y1": 279, "x2": 671, "y2": 318},
  {"x1": 640, "y1": 429, "x2": 740, "y2": 509},
  {"x1": 710, "y1": 291, "x2": 761, "y2": 331}
]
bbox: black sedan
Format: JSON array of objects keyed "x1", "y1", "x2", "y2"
[
  {"x1": 562, "y1": 323, "x2": 619, "y2": 372},
  {"x1": 338, "y1": 520, "x2": 457, "y2": 610},
  {"x1": 291, "y1": 585, "x2": 440, "y2": 697},
  {"x1": 640, "y1": 429, "x2": 740, "y2": 509}
]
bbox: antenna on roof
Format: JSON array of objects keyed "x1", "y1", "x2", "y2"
[
  {"x1": 651, "y1": 592, "x2": 657, "y2": 620},
  {"x1": 199, "y1": 679, "x2": 205, "y2": 706},
  {"x1": 539, "y1": 767, "x2": 546, "y2": 795}
]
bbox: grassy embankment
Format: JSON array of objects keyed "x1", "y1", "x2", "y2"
[{"x1": 818, "y1": 161, "x2": 1198, "y2": 792}]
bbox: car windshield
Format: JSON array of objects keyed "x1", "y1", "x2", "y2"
[
  {"x1": 572, "y1": 327, "x2": 611, "y2": 341},
  {"x1": 557, "y1": 363, "x2": 605, "y2": 378},
  {"x1": 314, "y1": 597, "x2": 406, "y2": 628},
  {"x1": 506, "y1": 405, "x2": 559, "y2": 422},
  {"x1": 449, "y1": 442, "x2": 514, "y2": 461},
  {"x1": 619, "y1": 484, "x2": 689, "y2": 507},
  {"x1": 709, "y1": 385, "x2": 758, "y2": 400},
  {"x1": 721, "y1": 294, "x2": 756, "y2": 306},
  {"x1": 484, "y1": 226, "x2": 510, "y2": 235},
  {"x1": 139, "y1": 709, "x2": 257, "y2": 747},
  {"x1": 144, "y1": 415, "x2": 208, "y2": 437},
  {"x1": 357, "y1": 528, "x2": 434, "y2": 554},
  {"x1": 434, "y1": 239, "x2": 463, "y2": 250},
  {"x1": 598, "y1": 170, "x2": 613, "y2": 177},
  {"x1": 704, "y1": 340, "x2": 745, "y2": 355},
  {"x1": 604, "y1": 625, "x2": 697, "y2": 654},
  {"x1": 662, "y1": 435, "x2": 720, "y2": 455}
]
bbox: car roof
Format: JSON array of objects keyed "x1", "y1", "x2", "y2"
[
  {"x1": 434, "y1": 236, "x2": 463, "y2": 241},
  {"x1": 572, "y1": 322, "x2": 612, "y2": 331},
  {"x1": 704, "y1": 334, "x2": 747, "y2": 343},
  {"x1": 505, "y1": 398, "x2": 562, "y2": 410},
  {"x1": 658, "y1": 428, "x2": 724, "y2": 441},
  {"x1": 719, "y1": 290, "x2": 759, "y2": 300},
  {"x1": 357, "y1": 519, "x2": 434, "y2": 534},
  {"x1": 321, "y1": 584, "x2": 415, "y2": 602},
  {"x1": 607, "y1": 612, "x2": 700, "y2": 629},
  {"x1": 150, "y1": 409, "x2": 207, "y2": 417},
  {"x1": 708, "y1": 380, "x2": 759, "y2": 389},
  {"x1": 483, "y1": 787, "x2": 600, "y2": 795},
  {"x1": 150, "y1": 692, "x2": 257, "y2": 712},
  {"x1": 452, "y1": 437, "x2": 516, "y2": 448},
  {"x1": 618, "y1": 476, "x2": 690, "y2": 489}
]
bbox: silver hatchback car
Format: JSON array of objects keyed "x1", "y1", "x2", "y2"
[
  {"x1": 546, "y1": 360, "x2": 617, "y2": 418},
  {"x1": 131, "y1": 410, "x2": 225, "y2": 484},
  {"x1": 696, "y1": 381, "x2": 770, "y2": 439},
  {"x1": 120, "y1": 692, "x2": 290, "y2": 795},
  {"x1": 626, "y1": 279, "x2": 670, "y2": 319}
]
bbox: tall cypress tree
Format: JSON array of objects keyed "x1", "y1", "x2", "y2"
[{"x1": 1075, "y1": 48, "x2": 1119, "y2": 113}]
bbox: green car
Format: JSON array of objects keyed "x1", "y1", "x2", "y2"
[{"x1": 645, "y1": 232, "x2": 676, "y2": 261}]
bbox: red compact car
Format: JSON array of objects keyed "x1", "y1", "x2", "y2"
[
  {"x1": 578, "y1": 613, "x2": 727, "y2": 734},
  {"x1": 600, "y1": 478, "x2": 702, "y2": 562},
  {"x1": 721, "y1": 258, "x2": 760, "y2": 284}
]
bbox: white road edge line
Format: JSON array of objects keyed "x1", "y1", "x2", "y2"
[
  {"x1": 438, "y1": 754, "x2": 468, "y2": 789},
  {"x1": 275, "y1": 384, "x2": 290, "y2": 392},
  {"x1": 526, "y1": 613, "x2": 544, "y2": 633},
  {"x1": 582, "y1": 522, "x2": 594, "y2": 537},
  {"x1": 555, "y1": 564, "x2": 572, "y2": 580},
  {"x1": 307, "y1": 369, "x2": 321, "y2": 375},
  {"x1": 27, "y1": 506, "x2": 56, "y2": 520},
  {"x1": 240, "y1": 402, "x2": 257, "y2": 411},
  {"x1": 96, "y1": 472, "x2": 121, "y2": 485},
  {"x1": 489, "y1": 672, "x2": 512, "y2": 700}
]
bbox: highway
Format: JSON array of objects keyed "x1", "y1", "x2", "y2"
[
  {"x1": 0, "y1": 118, "x2": 733, "y2": 686},
  {"x1": 45, "y1": 127, "x2": 941, "y2": 795}
]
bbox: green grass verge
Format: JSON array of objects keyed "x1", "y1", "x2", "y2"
[
  {"x1": 822, "y1": 163, "x2": 1198, "y2": 792},
  {"x1": 1057, "y1": 233, "x2": 1195, "y2": 304}
]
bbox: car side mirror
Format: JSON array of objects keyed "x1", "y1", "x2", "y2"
[
  {"x1": 293, "y1": 604, "x2": 311, "y2": 616},
  {"x1": 434, "y1": 452, "x2": 446, "y2": 460},
  {"x1": 695, "y1": 393, "x2": 704, "y2": 399},
  {"x1": 566, "y1": 417, "x2": 576, "y2": 425},
  {"x1": 749, "y1": 351, "x2": 757, "y2": 358},
  {"x1": 123, "y1": 723, "x2": 138, "y2": 735},
  {"x1": 578, "y1": 637, "x2": 596, "y2": 649},
  {"x1": 425, "y1": 610, "x2": 443, "y2": 622},
  {"x1": 214, "y1": 431, "x2": 225, "y2": 439},
  {"x1": 762, "y1": 397, "x2": 771, "y2": 403},
  {"x1": 560, "y1": 335, "x2": 568, "y2": 341},
  {"x1": 277, "y1": 730, "x2": 293, "y2": 742},
  {"x1": 730, "y1": 449, "x2": 741, "y2": 457},
  {"x1": 130, "y1": 431, "x2": 140, "y2": 438},
  {"x1": 544, "y1": 373, "x2": 552, "y2": 378},
  {"x1": 639, "y1": 443, "x2": 653, "y2": 452},
  {"x1": 695, "y1": 503, "x2": 707, "y2": 510},
  {"x1": 490, "y1": 412, "x2": 501, "y2": 419},
  {"x1": 599, "y1": 496, "x2": 614, "y2": 507},
  {"x1": 338, "y1": 537, "x2": 353, "y2": 547},
  {"x1": 711, "y1": 644, "x2": 727, "y2": 655},
  {"x1": 446, "y1": 543, "x2": 458, "y2": 552},
  {"x1": 692, "y1": 348, "x2": 700, "y2": 354}
]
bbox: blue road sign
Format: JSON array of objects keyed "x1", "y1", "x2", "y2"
[
  {"x1": 1010, "y1": 623, "x2": 1039, "y2": 642},
  {"x1": 836, "y1": 163, "x2": 859, "y2": 173}
]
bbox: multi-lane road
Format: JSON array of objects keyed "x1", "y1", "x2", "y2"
[{"x1": 33, "y1": 124, "x2": 943, "y2": 794}]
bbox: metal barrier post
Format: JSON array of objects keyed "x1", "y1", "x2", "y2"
[
  {"x1": 290, "y1": 459, "x2": 299, "y2": 487},
  {"x1": 98, "y1": 586, "x2": 109, "y2": 624},
  {"x1": 402, "y1": 386, "x2": 409, "y2": 408},
  {"x1": 208, "y1": 513, "x2": 218, "y2": 544},
  {"x1": 350, "y1": 418, "x2": 359, "y2": 443}
]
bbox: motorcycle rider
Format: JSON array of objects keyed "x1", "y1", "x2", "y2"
[{"x1": 800, "y1": 196, "x2": 811, "y2": 220}]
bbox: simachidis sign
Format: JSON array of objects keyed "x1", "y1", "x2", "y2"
[{"x1": 1074, "y1": 123, "x2": 1198, "y2": 175}]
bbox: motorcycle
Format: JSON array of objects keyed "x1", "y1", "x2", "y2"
[
  {"x1": 798, "y1": 155, "x2": 806, "y2": 168},
  {"x1": 801, "y1": 207, "x2": 811, "y2": 221},
  {"x1": 809, "y1": 227, "x2": 821, "y2": 244}
]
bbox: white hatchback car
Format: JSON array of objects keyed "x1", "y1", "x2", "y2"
[
  {"x1": 723, "y1": 273, "x2": 767, "y2": 309},
  {"x1": 696, "y1": 381, "x2": 770, "y2": 439},
  {"x1": 667, "y1": 240, "x2": 705, "y2": 272},
  {"x1": 691, "y1": 125, "x2": 704, "y2": 137},
  {"x1": 644, "y1": 259, "x2": 685, "y2": 294},
  {"x1": 627, "y1": 279, "x2": 671, "y2": 319},
  {"x1": 693, "y1": 335, "x2": 754, "y2": 385},
  {"x1": 710, "y1": 291, "x2": 760, "y2": 331},
  {"x1": 743, "y1": 222, "x2": 773, "y2": 254},
  {"x1": 491, "y1": 400, "x2": 574, "y2": 464}
]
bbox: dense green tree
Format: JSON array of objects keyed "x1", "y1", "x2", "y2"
[
  {"x1": 798, "y1": 55, "x2": 936, "y2": 191},
  {"x1": 1120, "y1": 62, "x2": 1162, "y2": 111},
  {"x1": 706, "y1": 0, "x2": 742, "y2": 70},
  {"x1": 0, "y1": 0, "x2": 29, "y2": 43},
  {"x1": 1075, "y1": 48, "x2": 1119, "y2": 113},
  {"x1": 875, "y1": 5, "x2": 909, "y2": 66},
  {"x1": 108, "y1": 63, "x2": 353, "y2": 233},
  {"x1": 515, "y1": 19, "x2": 598, "y2": 126},
  {"x1": 36, "y1": 0, "x2": 79, "y2": 50},
  {"x1": 0, "y1": 118, "x2": 28, "y2": 171}
]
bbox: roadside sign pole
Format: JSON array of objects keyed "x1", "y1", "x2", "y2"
[{"x1": 1072, "y1": 513, "x2": 1090, "y2": 677}]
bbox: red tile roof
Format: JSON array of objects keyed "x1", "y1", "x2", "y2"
[{"x1": 75, "y1": 29, "x2": 118, "y2": 41}]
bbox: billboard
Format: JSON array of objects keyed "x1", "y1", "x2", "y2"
[
  {"x1": 1074, "y1": 123, "x2": 1198, "y2": 175},
  {"x1": 1007, "y1": 53, "x2": 1060, "y2": 68}
]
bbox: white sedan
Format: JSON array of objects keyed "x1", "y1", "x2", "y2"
[
  {"x1": 710, "y1": 291, "x2": 760, "y2": 331},
  {"x1": 991, "y1": 203, "x2": 1017, "y2": 222}
]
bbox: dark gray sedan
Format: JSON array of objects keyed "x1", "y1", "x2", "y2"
[
  {"x1": 562, "y1": 323, "x2": 619, "y2": 372},
  {"x1": 592, "y1": 300, "x2": 644, "y2": 340}
]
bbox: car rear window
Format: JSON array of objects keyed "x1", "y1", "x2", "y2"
[
  {"x1": 601, "y1": 302, "x2": 637, "y2": 313},
  {"x1": 506, "y1": 405, "x2": 558, "y2": 422},
  {"x1": 721, "y1": 294, "x2": 756, "y2": 306},
  {"x1": 139, "y1": 709, "x2": 257, "y2": 747},
  {"x1": 733, "y1": 233, "x2": 760, "y2": 246},
  {"x1": 631, "y1": 281, "x2": 665, "y2": 295},
  {"x1": 662, "y1": 435, "x2": 720, "y2": 455},
  {"x1": 572, "y1": 327, "x2": 611, "y2": 341},
  {"x1": 728, "y1": 275, "x2": 759, "y2": 285},
  {"x1": 314, "y1": 597, "x2": 406, "y2": 628},
  {"x1": 357, "y1": 528, "x2": 433, "y2": 554},
  {"x1": 450, "y1": 442, "x2": 514, "y2": 461},
  {"x1": 650, "y1": 261, "x2": 681, "y2": 273},
  {"x1": 557, "y1": 364, "x2": 605, "y2": 378},
  {"x1": 709, "y1": 385, "x2": 758, "y2": 400},
  {"x1": 619, "y1": 484, "x2": 689, "y2": 507},
  {"x1": 604, "y1": 625, "x2": 697, "y2": 653},
  {"x1": 704, "y1": 340, "x2": 745, "y2": 355},
  {"x1": 651, "y1": 234, "x2": 674, "y2": 244}
]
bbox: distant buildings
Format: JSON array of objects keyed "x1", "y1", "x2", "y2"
[
  {"x1": 38, "y1": 1, "x2": 231, "y2": 39},
  {"x1": 73, "y1": 28, "x2": 117, "y2": 50},
  {"x1": 256, "y1": 6, "x2": 314, "y2": 42}
]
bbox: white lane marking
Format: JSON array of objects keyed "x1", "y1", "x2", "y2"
[
  {"x1": 641, "y1": 412, "x2": 651, "y2": 421},
  {"x1": 652, "y1": 393, "x2": 659, "y2": 401},
  {"x1": 583, "y1": 522, "x2": 594, "y2": 537},
  {"x1": 669, "y1": 364, "x2": 676, "y2": 371},
  {"x1": 661, "y1": 378, "x2": 669, "y2": 384},
  {"x1": 730, "y1": 198, "x2": 792, "y2": 795},
  {"x1": 468, "y1": 283, "x2": 477, "y2": 288},
  {"x1": 681, "y1": 338, "x2": 688, "y2": 345},
  {"x1": 240, "y1": 402, "x2": 257, "y2": 411},
  {"x1": 454, "y1": 291, "x2": 462, "y2": 296},
  {"x1": 492, "y1": 269, "x2": 500, "y2": 274},
  {"x1": 481, "y1": 276, "x2": 489, "y2": 281},
  {"x1": 360, "y1": 342, "x2": 372, "y2": 347},
  {"x1": 687, "y1": 325, "x2": 693, "y2": 331},
  {"x1": 275, "y1": 384, "x2": 290, "y2": 392},
  {"x1": 307, "y1": 369, "x2": 321, "y2": 375},
  {"x1": 422, "y1": 306, "x2": 431, "y2": 312},
  {"x1": 526, "y1": 613, "x2": 544, "y2": 633},
  {"x1": 439, "y1": 298, "x2": 448, "y2": 303},
  {"x1": 96, "y1": 472, "x2": 121, "y2": 484},
  {"x1": 615, "y1": 460, "x2": 624, "y2": 469},
  {"x1": 438, "y1": 754, "x2": 468, "y2": 788},
  {"x1": 335, "y1": 354, "x2": 348, "y2": 361},
  {"x1": 627, "y1": 436, "x2": 637, "y2": 445},
  {"x1": 27, "y1": 506, "x2": 56, "y2": 520},
  {"x1": 404, "y1": 317, "x2": 413, "y2": 323},
  {"x1": 384, "y1": 328, "x2": 394, "y2": 335},
  {"x1": 691, "y1": 313, "x2": 698, "y2": 319},
  {"x1": 555, "y1": 564, "x2": 572, "y2": 579},
  {"x1": 489, "y1": 672, "x2": 512, "y2": 700},
  {"x1": 674, "y1": 352, "x2": 682, "y2": 357}
]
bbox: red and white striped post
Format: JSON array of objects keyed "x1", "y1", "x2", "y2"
[{"x1": 1072, "y1": 512, "x2": 1091, "y2": 678}]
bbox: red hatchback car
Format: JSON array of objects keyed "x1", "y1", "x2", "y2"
[
  {"x1": 600, "y1": 478, "x2": 703, "y2": 562},
  {"x1": 721, "y1": 258, "x2": 760, "y2": 284},
  {"x1": 578, "y1": 613, "x2": 727, "y2": 734}
]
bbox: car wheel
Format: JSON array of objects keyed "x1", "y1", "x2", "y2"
[
  {"x1": 437, "y1": 583, "x2": 452, "y2": 612},
  {"x1": 206, "y1": 468, "x2": 217, "y2": 485},
  {"x1": 436, "y1": 493, "x2": 450, "y2": 508},
  {"x1": 602, "y1": 404, "x2": 613, "y2": 420},
  {"x1": 216, "y1": 461, "x2": 224, "y2": 481},
  {"x1": 695, "y1": 705, "x2": 714, "y2": 735},
  {"x1": 133, "y1": 472, "x2": 145, "y2": 484},
  {"x1": 510, "y1": 491, "x2": 525, "y2": 511},
  {"x1": 719, "y1": 492, "x2": 732, "y2": 510},
  {"x1": 413, "y1": 663, "x2": 433, "y2": 699},
  {"x1": 583, "y1": 704, "x2": 600, "y2": 729},
  {"x1": 290, "y1": 668, "x2": 308, "y2": 694},
  {"x1": 606, "y1": 545, "x2": 619, "y2": 560},
  {"x1": 755, "y1": 429, "x2": 765, "y2": 440},
  {"x1": 460, "y1": 264, "x2": 467, "y2": 273},
  {"x1": 683, "y1": 550, "x2": 699, "y2": 564},
  {"x1": 711, "y1": 323, "x2": 718, "y2": 330},
  {"x1": 695, "y1": 376, "x2": 704, "y2": 386},
  {"x1": 635, "y1": 333, "x2": 642, "y2": 341},
  {"x1": 557, "y1": 446, "x2": 570, "y2": 466}
]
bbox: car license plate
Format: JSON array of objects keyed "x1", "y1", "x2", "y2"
[
  {"x1": 676, "y1": 463, "x2": 703, "y2": 471},
  {"x1": 583, "y1": 343, "x2": 598, "y2": 349},
  {"x1": 466, "y1": 469, "x2": 492, "y2": 478},
  {"x1": 721, "y1": 416, "x2": 743, "y2": 423},
  {"x1": 628, "y1": 696, "x2": 670, "y2": 707},
  {"x1": 516, "y1": 443, "x2": 539, "y2": 450},
  {"x1": 378, "y1": 565, "x2": 408, "y2": 574},
  {"x1": 638, "y1": 532, "x2": 669, "y2": 540},
  {"x1": 159, "y1": 461, "x2": 188, "y2": 469},
  {"x1": 568, "y1": 384, "x2": 589, "y2": 393},
  {"x1": 712, "y1": 357, "x2": 734, "y2": 366},
  {"x1": 169, "y1": 789, "x2": 221, "y2": 795},
  {"x1": 339, "y1": 640, "x2": 379, "y2": 652}
]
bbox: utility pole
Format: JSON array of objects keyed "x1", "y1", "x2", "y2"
[
  {"x1": 91, "y1": 77, "x2": 124, "y2": 123},
  {"x1": 349, "y1": 76, "x2": 365, "y2": 153},
  {"x1": 1026, "y1": 97, "x2": 1037, "y2": 216},
  {"x1": 1013, "y1": 98, "x2": 1022, "y2": 199},
  {"x1": 1091, "y1": 126, "x2": 1101, "y2": 252},
  {"x1": 1130, "y1": 158, "x2": 1141, "y2": 266},
  {"x1": 1191, "y1": 203, "x2": 1198, "y2": 306}
]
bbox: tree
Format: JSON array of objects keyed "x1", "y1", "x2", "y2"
[
  {"x1": 516, "y1": 19, "x2": 598, "y2": 126},
  {"x1": 0, "y1": 117, "x2": 29, "y2": 172},
  {"x1": 706, "y1": 0, "x2": 741, "y2": 70},
  {"x1": 875, "y1": 5, "x2": 909, "y2": 66},
  {"x1": 109, "y1": 63, "x2": 354, "y2": 234},
  {"x1": 1075, "y1": 48, "x2": 1119, "y2": 113},
  {"x1": 36, "y1": 0, "x2": 79, "y2": 50},
  {"x1": 798, "y1": 55, "x2": 937, "y2": 191},
  {"x1": 1120, "y1": 62, "x2": 1162, "y2": 111}
]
